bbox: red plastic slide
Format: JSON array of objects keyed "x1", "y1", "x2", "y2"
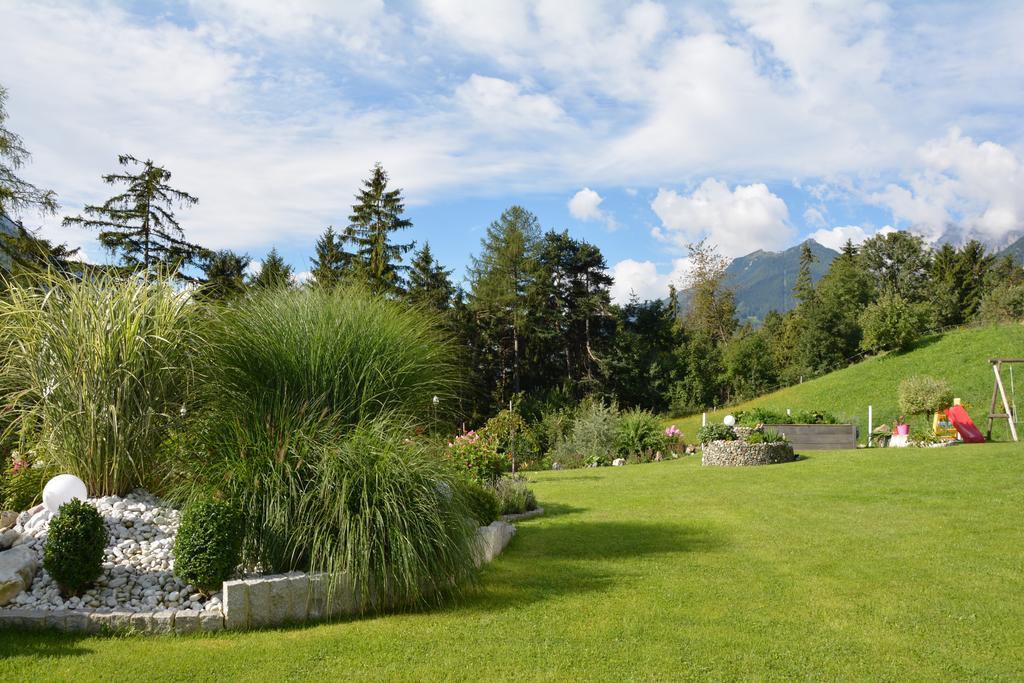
[{"x1": 945, "y1": 405, "x2": 985, "y2": 443}]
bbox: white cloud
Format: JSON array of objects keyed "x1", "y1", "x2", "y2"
[
  {"x1": 454, "y1": 75, "x2": 566, "y2": 131},
  {"x1": 567, "y1": 187, "x2": 616, "y2": 229},
  {"x1": 609, "y1": 257, "x2": 690, "y2": 304},
  {"x1": 650, "y1": 179, "x2": 794, "y2": 257},
  {"x1": 803, "y1": 207, "x2": 827, "y2": 228},
  {"x1": 807, "y1": 226, "x2": 869, "y2": 251},
  {"x1": 870, "y1": 128, "x2": 1024, "y2": 245}
]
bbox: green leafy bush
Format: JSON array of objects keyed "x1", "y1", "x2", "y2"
[
  {"x1": 899, "y1": 375, "x2": 954, "y2": 416},
  {"x1": 457, "y1": 479, "x2": 500, "y2": 525},
  {"x1": 736, "y1": 408, "x2": 787, "y2": 425},
  {"x1": 615, "y1": 408, "x2": 667, "y2": 460},
  {"x1": 0, "y1": 452, "x2": 48, "y2": 511},
  {"x1": 535, "y1": 406, "x2": 575, "y2": 459},
  {"x1": 791, "y1": 410, "x2": 838, "y2": 425},
  {"x1": 0, "y1": 271, "x2": 197, "y2": 495},
  {"x1": 483, "y1": 408, "x2": 539, "y2": 467},
  {"x1": 43, "y1": 499, "x2": 108, "y2": 596},
  {"x1": 551, "y1": 398, "x2": 619, "y2": 468},
  {"x1": 448, "y1": 430, "x2": 506, "y2": 483},
  {"x1": 745, "y1": 429, "x2": 788, "y2": 444},
  {"x1": 978, "y1": 283, "x2": 1024, "y2": 323},
  {"x1": 173, "y1": 498, "x2": 244, "y2": 593},
  {"x1": 492, "y1": 475, "x2": 537, "y2": 515},
  {"x1": 696, "y1": 424, "x2": 737, "y2": 444},
  {"x1": 859, "y1": 289, "x2": 935, "y2": 352}
]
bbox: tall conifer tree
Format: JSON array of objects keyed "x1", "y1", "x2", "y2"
[
  {"x1": 0, "y1": 85, "x2": 57, "y2": 217},
  {"x1": 405, "y1": 241, "x2": 455, "y2": 312},
  {"x1": 63, "y1": 155, "x2": 202, "y2": 276},
  {"x1": 251, "y1": 247, "x2": 293, "y2": 289},
  {"x1": 310, "y1": 226, "x2": 352, "y2": 288},
  {"x1": 347, "y1": 163, "x2": 413, "y2": 293}
]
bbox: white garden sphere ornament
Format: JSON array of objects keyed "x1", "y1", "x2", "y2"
[
  {"x1": 42, "y1": 474, "x2": 88, "y2": 515},
  {"x1": 723, "y1": 415, "x2": 737, "y2": 427}
]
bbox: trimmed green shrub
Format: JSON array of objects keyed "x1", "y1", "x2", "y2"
[
  {"x1": 551, "y1": 398, "x2": 619, "y2": 468},
  {"x1": 615, "y1": 408, "x2": 667, "y2": 460},
  {"x1": 492, "y1": 475, "x2": 537, "y2": 515},
  {"x1": 173, "y1": 498, "x2": 244, "y2": 593},
  {"x1": 43, "y1": 499, "x2": 107, "y2": 596},
  {"x1": 745, "y1": 429, "x2": 788, "y2": 444},
  {"x1": 0, "y1": 271, "x2": 197, "y2": 495},
  {"x1": 899, "y1": 375, "x2": 954, "y2": 416},
  {"x1": 696, "y1": 424, "x2": 737, "y2": 444},
  {"x1": 457, "y1": 479, "x2": 500, "y2": 526}
]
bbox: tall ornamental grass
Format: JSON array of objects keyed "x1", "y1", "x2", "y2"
[
  {"x1": 178, "y1": 287, "x2": 475, "y2": 608},
  {"x1": 0, "y1": 271, "x2": 196, "y2": 495}
]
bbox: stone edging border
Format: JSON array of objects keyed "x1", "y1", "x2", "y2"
[
  {"x1": 500, "y1": 507, "x2": 544, "y2": 523},
  {"x1": 0, "y1": 521, "x2": 518, "y2": 635}
]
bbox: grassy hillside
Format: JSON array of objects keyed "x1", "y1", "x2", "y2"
[{"x1": 665, "y1": 323, "x2": 1024, "y2": 443}]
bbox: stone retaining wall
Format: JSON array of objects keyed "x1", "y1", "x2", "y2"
[
  {"x1": 0, "y1": 521, "x2": 518, "y2": 635},
  {"x1": 701, "y1": 440, "x2": 796, "y2": 466}
]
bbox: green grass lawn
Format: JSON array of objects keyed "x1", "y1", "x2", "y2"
[
  {"x1": 665, "y1": 323, "x2": 1024, "y2": 443},
  {"x1": 3, "y1": 444, "x2": 1024, "y2": 680}
]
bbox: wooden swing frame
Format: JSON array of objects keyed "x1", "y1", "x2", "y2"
[{"x1": 987, "y1": 358, "x2": 1022, "y2": 442}]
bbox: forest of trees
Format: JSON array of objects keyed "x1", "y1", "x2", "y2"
[{"x1": 4, "y1": 83, "x2": 1024, "y2": 425}]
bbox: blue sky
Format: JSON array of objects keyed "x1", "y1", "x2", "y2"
[{"x1": 2, "y1": 0, "x2": 1023, "y2": 301}]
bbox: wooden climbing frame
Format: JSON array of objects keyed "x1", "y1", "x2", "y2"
[{"x1": 987, "y1": 358, "x2": 1022, "y2": 442}]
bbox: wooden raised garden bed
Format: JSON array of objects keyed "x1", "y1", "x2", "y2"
[{"x1": 764, "y1": 423, "x2": 858, "y2": 450}]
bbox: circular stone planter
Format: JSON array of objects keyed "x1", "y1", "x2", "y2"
[{"x1": 701, "y1": 440, "x2": 796, "y2": 466}]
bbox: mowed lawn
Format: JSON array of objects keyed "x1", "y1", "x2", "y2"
[{"x1": 3, "y1": 444, "x2": 1024, "y2": 681}]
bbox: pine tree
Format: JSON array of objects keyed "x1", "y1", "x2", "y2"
[
  {"x1": 63, "y1": 155, "x2": 202, "y2": 276},
  {"x1": 200, "y1": 249, "x2": 250, "y2": 300},
  {"x1": 405, "y1": 242, "x2": 455, "y2": 312},
  {"x1": 251, "y1": 248, "x2": 293, "y2": 289},
  {"x1": 0, "y1": 85, "x2": 57, "y2": 217},
  {"x1": 347, "y1": 163, "x2": 414, "y2": 293},
  {"x1": 310, "y1": 226, "x2": 353, "y2": 289}
]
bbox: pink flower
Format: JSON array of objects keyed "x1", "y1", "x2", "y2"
[{"x1": 665, "y1": 425, "x2": 681, "y2": 438}]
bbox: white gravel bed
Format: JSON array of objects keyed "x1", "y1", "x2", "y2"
[{"x1": 1, "y1": 490, "x2": 223, "y2": 614}]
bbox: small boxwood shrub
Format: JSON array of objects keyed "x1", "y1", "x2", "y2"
[
  {"x1": 696, "y1": 424, "x2": 737, "y2": 444},
  {"x1": 43, "y1": 499, "x2": 107, "y2": 596},
  {"x1": 173, "y1": 497, "x2": 244, "y2": 593},
  {"x1": 492, "y1": 475, "x2": 537, "y2": 515},
  {"x1": 457, "y1": 479, "x2": 500, "y2": 526}
]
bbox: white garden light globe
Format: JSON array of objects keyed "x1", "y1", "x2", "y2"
[
  {"x1": 42, "y1": 474, "x2": 88, "y2": 515},
  {"x1": 723, "y1": 415, "x2": 737, "y2": 427}
]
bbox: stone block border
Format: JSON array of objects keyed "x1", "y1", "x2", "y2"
[
  {"x1": 500, "y1": 507, "x2": 544, "y2": 523},
  {"x1": 0, "y1": 521, "x2": 518, "y2": 635}
]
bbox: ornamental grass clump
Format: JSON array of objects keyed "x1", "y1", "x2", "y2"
[
  {"x1": 173, "y1": 498, "x2": 244, "y2": 593},
  {"x1": 615, "y1": 408, "x2": 667, "y2": 460},
  {"x1": 43, "y1": 498, "x2": 108, "y2": 596},
  {"x1": 177, "y1": 287, "x2": 476, "y2": 609},
  {"x1": 0, "y1": 271, "x2": 196, "y2": 495}
]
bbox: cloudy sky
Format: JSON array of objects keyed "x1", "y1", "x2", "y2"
[{"x1": 2, "y1": 0, "x2": 1023, "y2": 301}]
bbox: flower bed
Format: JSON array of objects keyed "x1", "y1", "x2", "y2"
[
  {"x1": 0, "y1": 491, "x2": 519, "y2": 634},
  {"x1": 701, "y1": 440, "x2": 796, "y2": 466}
]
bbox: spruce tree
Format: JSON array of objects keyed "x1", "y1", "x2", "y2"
[
  {"x1": 63, "y1": 155, "x2": 202, "y2": 276},
  {"x1": 794, "y1": 241, "x2": 818, "y2": 306},
  {"x1": 251, "y1": 248, "x2": 293, "y2": 289},
  {"x1": 347, "y1": 163, "x2": 413, "y2": 293},
  {"x1": 310, "y1": 226, "x2": 353, "y2": 288},
  {"x1": 0, "y1": 85, "x2": 57, "y2": 217},
  {"x1": 405, "y1": 241, "x2": 454, "y2": 312},
  {"x1": 200, "y1": 249, "x2": 250, "y2": 300}
]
